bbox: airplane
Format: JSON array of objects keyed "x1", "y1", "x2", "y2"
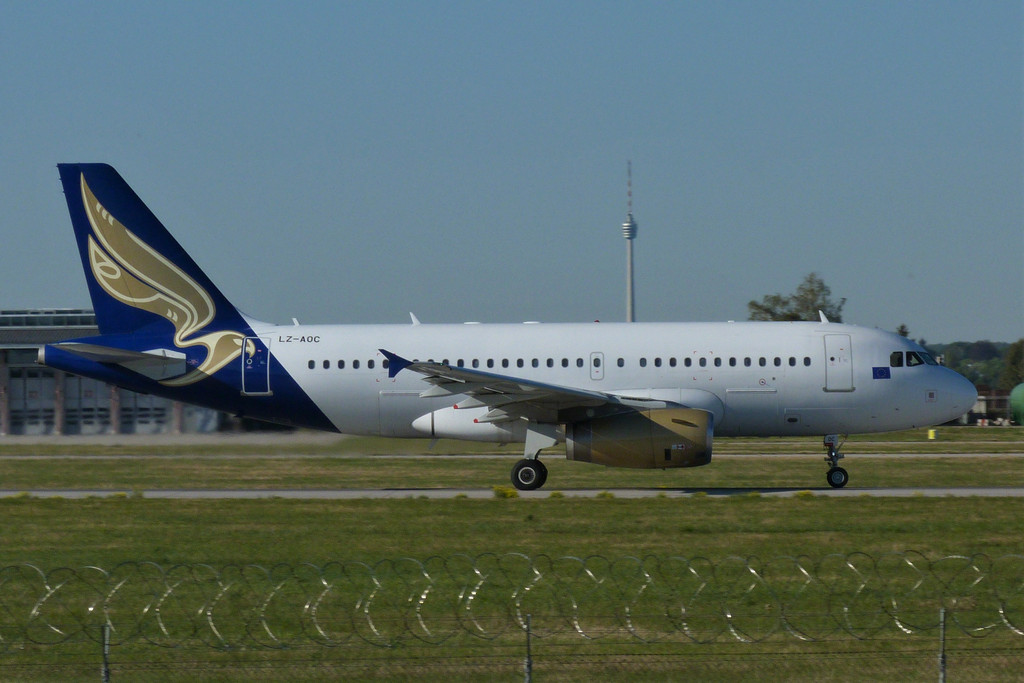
[{"x1": 38, "y1": 164, "x2": 977, "y2": 490}]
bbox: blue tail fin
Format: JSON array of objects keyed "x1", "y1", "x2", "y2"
[
  {"x1": 42, "y1": 164, "x2": 336, "y2": 431},
  {"x1": 58, "y1": 163, "x2": 248, "y2": 337},
  {"x1": 55, "y1": 163, "x2": 255, "y2": 386}
]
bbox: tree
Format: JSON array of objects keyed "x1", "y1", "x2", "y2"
[
  {"x1": 747, "y1": 273, "x2": 846, "y2": 322},
  {"x1": 999, "y1": 339, "x2": 1024, "y2": 389},
  {"x1": 896, "y1": 324, "x2": 910, "y2": 338},
  {"x1": 966, "y1": 340, "x2": 1001, "y2": 362}
]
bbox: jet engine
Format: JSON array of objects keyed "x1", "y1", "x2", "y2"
[{"x1": 565, "y1": 408, "x2": 712, "y2": 469}]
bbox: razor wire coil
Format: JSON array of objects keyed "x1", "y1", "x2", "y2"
[{"x1": 0, "y1": 552, "x2": 1022, "y2": 650}]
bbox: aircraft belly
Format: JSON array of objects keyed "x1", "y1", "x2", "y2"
[
  {"x1": 780, "y1": 408, "x2": 857, "y2": 434},
  {"x1": 721, "y1": 388, "x2": 779, "y2": 436}
]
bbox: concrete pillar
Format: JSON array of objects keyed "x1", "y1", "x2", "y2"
[
  {"x1": 172, "y1": 401, "x2": 184, "y2": 434},
  {"x1": 109, "y1": 385, "x2": 121, "y2": 434},
  {"x1": 53, "y1": 370, "x2": 65, "y2": 436},
  {"x1": 0, "y1": 351, "x2": 8, "y2": 436}
]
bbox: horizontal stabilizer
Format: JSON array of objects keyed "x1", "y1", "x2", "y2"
[{"x1": 51, "y1": 343, "x2": 187, "y2": 381}]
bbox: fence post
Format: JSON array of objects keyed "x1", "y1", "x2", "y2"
[
  {"x1": 101, "y1": 623, "x2": 111, "y2": 683},
  {"x1": 937, "y1": 607, "x2": 946, "y2": 683},
  {"x1": 524, "y1": 613, "x2": 532, "y2": 683}
]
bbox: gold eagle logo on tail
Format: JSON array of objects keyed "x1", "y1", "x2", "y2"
[{"x1": 80, "y1": 173, "x2": 245, "y2": 386}]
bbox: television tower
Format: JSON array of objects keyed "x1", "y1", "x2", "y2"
[{"x1": 622, "y1": 161, "x2": 638, "y2": 322}]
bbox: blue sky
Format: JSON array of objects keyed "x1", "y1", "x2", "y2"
[{"x1": 1, "y1": 2, "x2": 1020, "y2": 342}]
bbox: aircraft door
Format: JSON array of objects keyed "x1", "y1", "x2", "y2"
[
  {"x1": 824, "y1": 334, "x2": 853, "y2": 392},
  {"x1": 590, "y1": 352, "x2": 604, "y2": 381},
  {"x1": 241, "y1": 337, "x2": 273, "y2": 395}
]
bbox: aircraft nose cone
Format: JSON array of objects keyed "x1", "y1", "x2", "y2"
[{"x1": 947, "y1": 372, "x2": 977, "y2": 418}]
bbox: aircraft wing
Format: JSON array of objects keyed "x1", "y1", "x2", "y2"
[{"x1": 380, "y1": 349, "x2": 664, "y2": 424}]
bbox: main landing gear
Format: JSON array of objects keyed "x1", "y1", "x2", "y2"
[
  {"x1": 511, "y1": 458, "x2": 548, "y2": 490},
  {"x1": 824, "y1": 434, "x2": 848, "y2": 488},
  {"x1": 511, "y1": 423, "x2": 558, "y2": 491}
]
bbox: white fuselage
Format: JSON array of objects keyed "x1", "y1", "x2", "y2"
[{"x1": 247, "y1": 320, "x2": 976, "y2": 441}]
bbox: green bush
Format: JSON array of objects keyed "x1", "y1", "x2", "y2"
[{"x1": 492, "y1": 485, "x2": 519, "y2": 499}]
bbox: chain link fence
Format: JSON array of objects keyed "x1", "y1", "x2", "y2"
[{"x1": 1, "y1": 552, "x2": 1023, "y2": 679}]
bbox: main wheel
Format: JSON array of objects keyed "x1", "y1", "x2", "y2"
[
  {"x1": 511, "y1": 459, "x2": 547, "y2": 491},
  {"x1": 826, "y1": 466, "x2": 849, "y2": 489},
  {"x1": 536, "y1": 461, "x2": 548, "y2": 488}
]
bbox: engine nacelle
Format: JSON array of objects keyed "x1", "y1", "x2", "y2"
[
  {"x1": 565, "y1": 408, "x2": 712, "y2": 469},
  {"x1": 411, "y1": 406, "x2": 529, "y2": 443}
]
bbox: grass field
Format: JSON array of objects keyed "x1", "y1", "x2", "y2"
[
  {"x1": 0, "y1": 427, "x2": 1021, "y2": 680},
  {"x1": 3, "y1": 494, "x2": 1024, "y2": 567},
  {"x1": 0, "y1": 427, "x2": 1021, "y2": 565}
]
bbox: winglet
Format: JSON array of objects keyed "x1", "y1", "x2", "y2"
[
  {"x1": 380, "y1": 349, "x2": 413, "y2": 378},
  {"x1": 819, "y1": 310, "x2": 830, "y2": 324}
]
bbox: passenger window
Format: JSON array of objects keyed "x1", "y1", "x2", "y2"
[
  {"x1": 774, "y1": 357, "x2": 782, "y2": 367},
  {"x1": 562, "y1": 358, "x2": 569, "y2": 367},
  {"x1": 654, "y1": 358, "x2": 662, "y2": 367},
  {"x1": 472, "y1": 359, "x2": 479, "y2": 368},
  {"x1": 532, "y1": 359, "x2": 539, "y2": 368},
  {"x1": 617, "y1": 358, "x2": 624, "y2": 367},
  {"x1": 744, "y1": 357, "x2": 752, "y2": 367},
  {"x1": 729, "y1": 357, "x2": 736, "y2": 367},
  {"x1": 323, "y1": 360, "x2": 330, "y2": 369},
  {"x1": 576, "y1": 358, "x2": 584, "y2": 368},
  {"x1": 502, "y1": 359, "x2": 509, "y2": 368},
  {"x1": 308, "y1": 360, "x2": 315, "y2": 370},
  {"x1": 670, "y1": 358, "x2": 677, "y2": 367},
  {"x1": 804, "y1": 357, "x2": 811, "y2": 366},
  {"x1": 714, "y1": 357, "x2": 722, "y2": 367},
  {"x1": 789, "y1": 357, "x2": 796, "y2": 367},
  {"x1": 547, "y1": 358, "x2": 554, "y2": 368},
  {"x1": 382, "y1": 359, "x2": 389, "y2": 369},
  {"x1": 699, "y1": 358, "x2": 706, "y2": 367},
  {"x1": 640, "y1": 358, "x2": 647, "y2": 367},
  {"x1": 685, "y1": 358, "x2": 692, "y2": 367},
  {"x1": 456, "y1": 359, "x2": 463, "y2": 367},
  {"x1": 353, "y1": 360, "x2": 360, "y2": 369},
  {"x1": 759, "y1": 357, "x2": 767, "y2": 367},
  {"x1": 890, "y1": 352, "x2": 904, "y2": 368},
  {"x1": 517, "y1": 359, "x2": 524, "y2": 368},
  {"x1": 368, "y1": 360, "x2": 375, "y2": 369},
  {"x1": 487, "y1": 359, "x2": 494, "y2": 368}
]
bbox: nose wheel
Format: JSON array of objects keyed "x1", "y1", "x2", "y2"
[
  {"x1": 826, "y1": 466, "x2": 849, "y2": 488},
  {"x1": 824, "y1": 434, "x2": 848, "y2": 489}
]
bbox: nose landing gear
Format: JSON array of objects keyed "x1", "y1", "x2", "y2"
[{"x1": 824, "y1": 434, "x2": 848, "y2": 488}]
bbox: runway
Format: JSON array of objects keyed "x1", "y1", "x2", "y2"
[{"x1": 3, "y1": 486, "x2": 1024, "y2": 499}]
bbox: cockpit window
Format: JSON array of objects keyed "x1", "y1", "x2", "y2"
[
  {"x1": 906, "y1": 351, "x2": 925, "y2": 367},
  {"x1": 892, "y1": 350, "x2": 939, "y2": 368}
]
